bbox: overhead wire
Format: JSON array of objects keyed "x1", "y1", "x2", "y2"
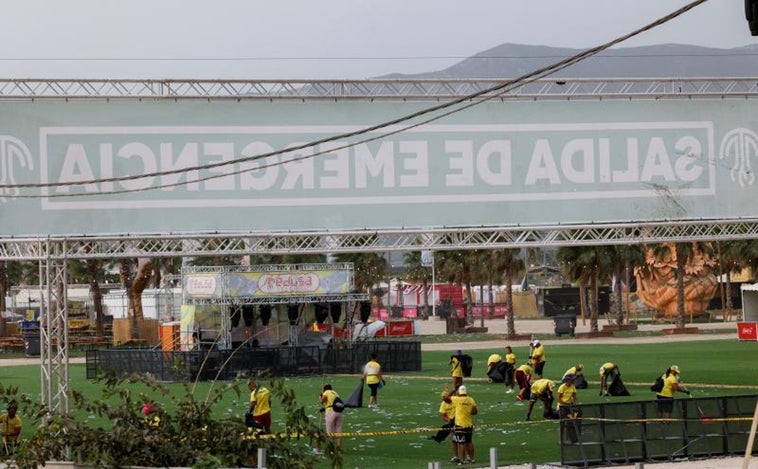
[{"x1": 1, "y1": 0, "x2": 710, "y2": 198}]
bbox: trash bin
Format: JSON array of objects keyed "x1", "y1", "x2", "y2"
[
  {"x1": 553, "y1": 314, "x2": 576, "y2": 337},
  {"x1": 23, "y1": 332, "x2": 40, "y2": 357}
]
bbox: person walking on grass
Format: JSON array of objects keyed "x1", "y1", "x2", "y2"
[
  {"x1": 504, "y1": 345, "x2": 517, "y2": 393},
  {"x1": 319, "y1": 384, "x2": 344, "y2": 448},
  {"x1": 450, "y1": 349, "x2": 465, "y2": 391},
  {"x1": 529, "y1": 339, "x2": 546, "y2": 379},
  {"x1": 444, "y1": 385, "x2": 478, "y2": 465},
  {"x1": 557, "y1": 374, "x2": 580, "y2": 443},
  {"x1": 248, "y1": 378, "x2": 272, "y2": 434},
  {"x1": 429, "y1": 389, "x2": 456, "y2": 463},
  {"x1": 656, "y1": 365, "x2": 689, "y2": 419},
  {"x1": 363, "y1": 353, "x2": 384, "y2": 408}
]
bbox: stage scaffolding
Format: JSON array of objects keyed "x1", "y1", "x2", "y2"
[{"x1": 181, "y1": 262, "x2": 369, "y2": 350}]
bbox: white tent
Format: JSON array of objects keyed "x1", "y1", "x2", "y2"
[{"x1": 741, "y1": 283, "x2": 758, "y2": 322}]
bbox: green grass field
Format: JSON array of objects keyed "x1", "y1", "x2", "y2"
[{"x1": 3, "y1": 338, "x2": 757, "y2": 468}]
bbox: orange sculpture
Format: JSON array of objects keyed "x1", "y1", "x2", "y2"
[{"x1": 634, "y1": 243, "x2": 718, "y2": 318}]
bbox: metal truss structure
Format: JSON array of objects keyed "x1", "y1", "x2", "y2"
[
  {"x1": 182, "y1": 263, "x2": 369, "y2": 306},
  {"x1": 0, "y1": 77, "x2": 756, "y2": 100},
  {"x1": 1, "y1": 77, "x2": 756, "y2": 416}
]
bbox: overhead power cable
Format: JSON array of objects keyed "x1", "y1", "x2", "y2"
[{"x1": 1, "y1": 0, "x2": 710, "y2": 198}]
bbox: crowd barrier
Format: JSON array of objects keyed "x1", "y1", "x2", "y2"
[
  {"x1": 560, "y1": 394, "x2": 758, "y2": 467},
  {"x1": 85, "y1": 340, "x2": 421, "y2": 381}
]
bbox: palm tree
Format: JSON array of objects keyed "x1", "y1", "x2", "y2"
[
  {"x1": 436, "y1": 250, "x2": 475, "y2": 325},
  {"x1": 470, "y1": 250, "x2": 495, "y2": 327},
  {"x1": 490, "y1": 249, "x2": 525, "y2": 339},
  {"x1": 403, "y1": 251, "x2": 431, "y2": 318},
  {"x1": 557, "y1": 246, "x2": 613, "y2": 333},
  {"x1": 717, "y1": 240, "x2": 758, "y2": 319},
  {"x1": 605, "y1": 246, "x2": 645, "y2": 325}
]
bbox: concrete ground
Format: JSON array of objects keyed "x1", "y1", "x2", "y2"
[{"x1": 414, "y1": 316, "x2": 739, "y2": 351}]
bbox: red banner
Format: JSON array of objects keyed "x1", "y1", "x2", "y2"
[
  {"x1": 737, "y1": 322, "x2": 758, "y2": 341},
  {"x1": 374, "y1": 320, "x2": 415, "y2": 337}
]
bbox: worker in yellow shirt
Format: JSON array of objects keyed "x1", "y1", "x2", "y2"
[
  {"x1": 486, "y1": 353, "x2": 502, "y2": 382},
  {"x1": 444, "y1": 385, "x2": 478, "y2": 465},
  {"x1": 556, "y1": 375, "x2": 580, "y2": 443},
  {"x1": 504, "y1": 346, "x2": 517, "y2": 393},
  {"x1": 449, "y1": 350, "x2": 465, "y2": 391},
  {"x1": 656, "y1": 365, "x2": 689, "y2": 419},
  {"x1": 0, "y1": 402, "x2": 22, "y2": 455},
  {"x1": 248, "y1": 378, "x2": 272, "y2": 433},
  {"x1": 529, "y1": 339, "x2": 546, "y2": 378},
  {"x1": 526, "y1": 378, "x2": 557, "y2": 421},
  {"x1": 563, "y1": 363, "x2": 586, "y2": 389},
  {"x1": 599, "y1": 362, "x2": 620, "y2": 396},
  {"x1": 363, "y1": 353, "x2": 384, "y2": 407},
  {"x1": 515, "y1": 362, "x2": 533, "y2": 401},
  {"x1": 429, "y1": 389, "x2": 456, "y2": 462}
]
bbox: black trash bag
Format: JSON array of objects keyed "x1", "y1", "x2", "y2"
[
  {"x1": 344, "y1": 380, "x2": 364, "y2": 408},
  {"x1": 573, "y1": 374, "x2": 588, "y2": 389},
  {"x1": 487, "y1": 362, "x2": 506, "y2": 383},
  {"x1": 608, "y1": 374, "x2": 631, "y2": 396}
]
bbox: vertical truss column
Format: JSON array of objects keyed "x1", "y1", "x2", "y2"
[{"x1": 40, "y1": 239, "x2": 70, "y2": 414}]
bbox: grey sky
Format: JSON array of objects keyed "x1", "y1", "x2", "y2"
[{"x1": 0, "y1": 0, "x2": 753, "y2": 79}]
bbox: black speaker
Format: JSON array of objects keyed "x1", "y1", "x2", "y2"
[
  {"x1": 359, "y1": 301, "x2": 372, "y2": 323},
  {"x1": 242, "y1": 305, "x2": 255, "y2": 327},
  {"x1": 330, "y1": 303, "x2": 342, "y2": 323},
  {"x1": 287, "y1": 305, "x2": 299, "y2": 325},
  {"x1": 259, "y1": 305, "x2": 272, "y2": 326},
  {"x1": 315, "y1": 303, "x2": 329, "y2": 324},
  {"x1": 748, "y1": 0, "x2": 758, "y2": 35},
  {"x1": 230, "y1": 307, "x2": 241, "y2": 328}
]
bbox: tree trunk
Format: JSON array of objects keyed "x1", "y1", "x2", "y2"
[
  {"x1": 465, "y1": 281, "x2": 473, "y2": 325},
  {"x1": 86, "y1": 259, "x2": 105, "y2": 336},
  {"x1": 119, "y1": 259, "x2": 136, "y2": 339},
  {"x1": 725, "y1": 270, "x2": 733, "y2": 318},
  {"x1": 131, "y1": 259, "x2": 155, "y2": 321},
  {"x1": 505, "y1": 272, "x2": 516, "y2": 339},
  {"x1": 421, "y1": 276, "x2": 429, "y2": 319},
  {"x1": 0, "y1": 261, "x2": 6, "y2": 336},
  {"x1": 579, "y1": 281, "x2": 588, "y2": 326},
  {"x1": 590, "y1": 271, "x2": 599, "y2": 333}
]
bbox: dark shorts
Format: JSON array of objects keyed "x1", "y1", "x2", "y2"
[
  {"x1": 657, "y1": 395, "x2": 674, "y2": 413},
  {"x1": 368, "y1": 383, "x2": 379, "y2": 397},
  {"x1": 254, "y1": 411, "x2": 272, "y2": 432},
  {"x1": 534, "y1": 361, "x2": 546, "y2": 376},
  {"x1": 451, "y1": 426, "x2": 473, "y2": 444}
]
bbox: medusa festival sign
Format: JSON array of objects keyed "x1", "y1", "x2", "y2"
[{"x1": 0, "y1": 99, "x2": 756, "y2": 237}]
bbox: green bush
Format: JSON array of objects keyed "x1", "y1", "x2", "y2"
[{"x1": 7, "y1": 373, "x2": 341, "y2": 469}]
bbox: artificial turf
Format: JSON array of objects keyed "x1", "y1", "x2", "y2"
[{"x1": 2, "y1": 338, "x2": 756, "y2": 468}]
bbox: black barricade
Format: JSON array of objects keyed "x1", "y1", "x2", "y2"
[
  {"x1": 560, "y1": 394, "x2": 758, "y2": 467},
  {"x1": 86, "y1": 341, "x2": 421, "y2": 381}
]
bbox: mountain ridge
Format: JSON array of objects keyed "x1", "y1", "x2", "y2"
[{"x1": 378, "y1": 43, "x2": 758, "y2": 79}]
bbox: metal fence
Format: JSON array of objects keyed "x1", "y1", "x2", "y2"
[
  {"x1": 85, "y1": 340, "x2": 421, "y2": 381},
  {"x1": 560, "y1": 394, "x2": 758, "y2": 467}
]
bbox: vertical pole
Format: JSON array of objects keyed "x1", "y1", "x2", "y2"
[
  {"x1": 431, "y1": 259, "x2": 436, "y2": 317},
  {"x1": 257, "y1": 448, "x2": 266, "y2": 469},
  {"x1": 489, "y1": 447, "x2": 497, "y2": 468},
  {"x1": 743, "y1": 399, "x2": 758, "y2": 469}
]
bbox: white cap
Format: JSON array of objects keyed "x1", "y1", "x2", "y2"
[
  {"x1": 457, "y1": 385, "x2": 467, "y2": 395},
  {"x1": 532, "y1": 339, "x2": 540, "y2": 345}
]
